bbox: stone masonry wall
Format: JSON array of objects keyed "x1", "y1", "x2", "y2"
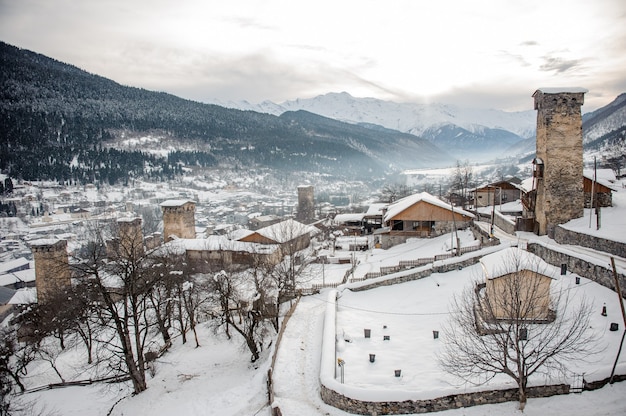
[
  {"x1": 554, "y1": 226, "x2": 626, "y2": 258},
  {"x1": 527, "y1": 242, "x2": 626, "y2": 298},
  {"x1": 320, "y1": 383, "x2": 570, "y2": 415}
]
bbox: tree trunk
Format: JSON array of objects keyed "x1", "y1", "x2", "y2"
[{"x1": 518, "y1": 378, "x2": 527, "y2": 410}]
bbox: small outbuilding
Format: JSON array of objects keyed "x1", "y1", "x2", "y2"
[{"x1": 480, "y1": 248, "x2": 555, "y2": 322}]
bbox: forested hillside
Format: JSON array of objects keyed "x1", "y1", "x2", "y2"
[{"x1": 0, "y1": 42, "x2": 452, "y2": 183}]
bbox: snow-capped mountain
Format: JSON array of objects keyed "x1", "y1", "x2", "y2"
[
  {"x1": 219, "y1": 92, "x2": 537, "y2": 161},
  {"x1": 582, "y1": 93, "x2": 626, "y2": 145}
]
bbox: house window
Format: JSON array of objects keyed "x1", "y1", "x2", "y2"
[
  {"x1": 391, "y1": 220, "x2": 404, "y2": 231},
  {"x1": 412, "y1": 221, "x2": 434, "y2": 231}
]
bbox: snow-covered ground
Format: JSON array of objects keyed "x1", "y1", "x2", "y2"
[
  {"x1": 4, "y1": 177, "x2": 626, "y2": 415},
  {"x1": 10, "y1": 224, "x2": 626, "y2": 416}
]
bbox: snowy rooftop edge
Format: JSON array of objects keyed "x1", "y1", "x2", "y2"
[
  {"x1": 534, "y1": 87, "x2": 588, "y2": 94},
  {"x1": 160, "y1": 199, "x2": 195, "y2": 207}
]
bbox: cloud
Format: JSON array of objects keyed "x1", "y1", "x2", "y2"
[
  {"x1": 497, "y1": 50, "x2": 532, "y2": 67},
  {"x1": 539, "y1": 55, "x2": 582, "y2": 73},
  {"x1": 519, "y1": 40, "x2": 539, "y2": 47}
]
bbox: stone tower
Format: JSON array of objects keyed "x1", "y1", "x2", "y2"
[
  {"x1": 532, "y1": 88, "x2": 586, "y2": 236},
  {"x1": 31, "y1": 239, "x2": 71, "y2": 303},
  {"x1": 117, "y1": 217, "x2": 144, "y2": 257},
  {"x1": 160, "y1": 200, "x2": 196, "y2": 241},
  {"x1": 296, "y1": 185, "x2": 315, "y2": 224}
]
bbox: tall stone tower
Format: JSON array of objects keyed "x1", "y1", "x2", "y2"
[
  {"x1": 296, "y1": 185, "x2": 315, "y2": 224},
  {"x1": 31, "y1": 239, "x2": 71, "y2": 303},
  {"x1": 160, "y1": 200, "x2": 196, "y2": 241},
  {"x1": 117, "y1": 217, "x2": 144, "y2": 257},
  {"x1": 532, "y1": 88, "x2": 586, "y2": 236}
]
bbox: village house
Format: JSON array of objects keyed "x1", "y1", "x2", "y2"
[
  {"x1": 236, "y1": 218, "x2": 316, "y2": 254},
  {"x1": 175, "y1": 236, "x2": 282, "y2": 273},
  {"x1": 583, "y1": 168, "x2": 617, "y2": 208},
  {"x1": 479, "y1": 248, "x2": 555, "y2": 322},
  {"x1": 471, "y1": 178, "x2": 522, "y2": 208},
  {"x1": 376, "y1": 192, "x2": 474, "y2": 249}
]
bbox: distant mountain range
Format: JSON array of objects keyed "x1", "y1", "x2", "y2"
[
  {"x1": 0, "y1": 41, "x2": 452, "y2": 183},
  {"x1": 1, "y1": 41, "x2": 624, "y2": 185},
  {"x1": 218, "y1": 91, "x2": 626, "y2": 164},
  {"x1": 214, "y1": 92, "x2": 537, "y2": 161}
]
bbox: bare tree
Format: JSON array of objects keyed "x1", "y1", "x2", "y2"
[
  {"x1": 208, "y1": 269, "x2": 274, "y2": 362},
  {"x1": 380, "y1": 183, "x2": 413, "y2": 203},
  {"x1": 70, "y1": 220, "x2": 170, "y2": 394},
  {"x1": 450, "y1": 159, "x2": 474, "y2": 209},
  {"x1": 259, "y1": 219, "x2": 314, "y2": 329},
  {"x1": 439, "y1": 250, "x2": 600, "y2": 410}
]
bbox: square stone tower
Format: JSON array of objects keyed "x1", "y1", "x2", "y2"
[
  {"x1": 117, "y1": 217, "x2": 144, "y2": 257},
  {"x1": 31, "y1": 239, "x2": 71, "y2": 303},
  {"x1": 532, "y1": 88, "x2": 587, "y2": 236},
  {"x1": 296, "y1": 185, "x2": 315, "y2": 224},
  {"x1": 160, "y1": 200, "x2": 196, "y2": 241}
]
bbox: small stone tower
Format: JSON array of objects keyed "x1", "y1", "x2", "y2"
[
  {"x1": 31, "y1": 239, "x2": 71, "y2": 303},
  {"x1": 532, "y1": 88, "x2": 587, "y2": 236},
  {"x1": 296, "y1": 185, "x2": 315, "y2": 224},
  {"x1": 117, "y1": 217, "x2": 144, "y2": 257},
  {"x1": 160, "y1": 200, "x2": 196, "y2": 241}
]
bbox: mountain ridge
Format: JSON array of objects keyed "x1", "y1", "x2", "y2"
[
  {"x1": 0, "y1": 41, "x2": 454, "y2": 183},
  {"x1": 216, "y1": 91, "x2": 536, "y2": 161}
]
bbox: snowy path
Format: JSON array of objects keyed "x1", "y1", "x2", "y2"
[{"x1": 272, "y1": 293, "x2": 350, "y2": 416}]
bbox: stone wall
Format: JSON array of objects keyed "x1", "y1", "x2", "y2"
[
  {"x1": 554, "y1": 226, "x2": 626, "y2": 258},
  {"x1": 320, "y1": 382, "x2": 570, "y2": 414},
  {"x1": 527, "y1": 242, "x2": 626, "y2": 297},
  {"x1": 350, "y1": 254, "x2": 483, "y2": 292}
]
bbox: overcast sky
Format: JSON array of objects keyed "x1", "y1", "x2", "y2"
[{"x1": 1, "y1": 0, "x2": 625, "y2": 111}]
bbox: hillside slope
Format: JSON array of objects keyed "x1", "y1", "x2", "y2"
[{"x1": 0, "y1": 42, "x2": 453, "y2": 183}]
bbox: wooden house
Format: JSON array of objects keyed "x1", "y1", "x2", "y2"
[
  {"x1": 377, "y1": 192, "x2": 474, "y2": 249},
  {"x1": 480, "y1": 248, "x2": 555, "y2": 322},
  {"x1": 583, "y1": 169, "x2": 616, "y2": 208},
  {"x1": 472, "y1": 179, "x2": 522, "y2": 208}
]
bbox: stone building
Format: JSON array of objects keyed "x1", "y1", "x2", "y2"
[
  {"x1": 531, "y1": 88, "x2": 587, "y2": 236},
  {"x1": 31, "y1": 239, "x2": 71, "y2": 303},
  {"x1": 110, "y1": 217, "x2": 144, "y2": 258},
  {"x1": 160, "y1": 200, "x2": 196, "y2": 241},
  {"x1": 296, "y1": 185, "x2": 315, "y2": 224}
]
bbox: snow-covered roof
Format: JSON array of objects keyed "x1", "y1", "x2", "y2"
[
  {"x1": 334, "y1": 213, "x2": 365, "y2": 224},
  {"x1": 117, "y1": 216, "x2": 141, "y2": 223},
  {"x1": 0, "y1": 269, "x2": 36, "y2": 287},
  {"x1": 160, "y1": 199, "x2": 195, "y2": 207},
  {"x1": 365, "y1": 203, "x2": 387, "y2": 216},
  {"x1": 249, "y1": 218, "x2": 316, "y2": 243},
  {"x1": 519, "y1": 177, "x2": 534, "y2": 193},
  {"x1": 383, "y1": 192, "x2": 475, "y2": 222},
  {"x1": 8, "y1": 287, "x2": 37, "y2": 304},
  {"x1": 584, "y1": 169, "x2": 618, "y2": 191},
  {"x1": 0, "y1": 257, "x2": 30, "y2": 274},
  {"x1": 480, "y1": 247, "x2": 556, "y2": 280},
  {"x1": 167, "y1": 235, "x2": 279, "y2": 254},
  {"x1": 534, "y1": 87, "x2": 588, "y2": 94},
  {"x1": 29, "y1": 238, "x2": 64, "y2": 247}
]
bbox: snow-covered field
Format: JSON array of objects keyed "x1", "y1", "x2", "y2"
[
  {"x1": 4, "y1": 176, "x2": 626, "y2": 415},
  {"x1": 10, "y1": 228, "x2": 626, "y2": 416}
]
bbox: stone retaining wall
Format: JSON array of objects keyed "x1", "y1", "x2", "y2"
[
  {"x1": 554, "y1": 226, "x2": 626, "y2": 258},
  {"x1": 350, "y1": 256, "x2": 481, "y2": 292},
  {"x1": 320, "y1": 382, "x2": 570, "y2": 415},
  {"x1": 527, "y1": 242, "x2": 626, "y2": 297}
]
